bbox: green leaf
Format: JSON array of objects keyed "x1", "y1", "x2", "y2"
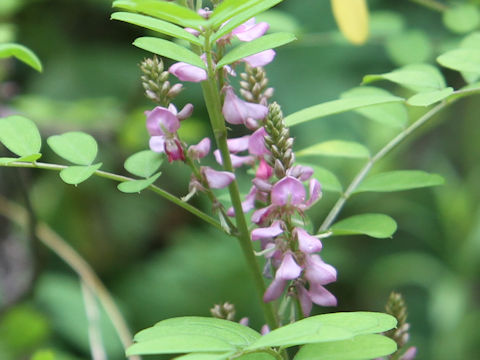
[
  {"x1": 59, "y1": 163, "x2": 102, "y2": 185},
  {"x1": 330, "y1": 214, "x2": 397, "y2": 239},
  {"x1": 211, "y1": 0, "x2": 283, "y2": 42},
  {"x1": 117, "y1": 172, "x2": 161, "y2": 193},
  {"x1": 0, "y1": 153, "x2": 43, "y2": 165},
  {"x1": 296, "y1": 141, "x2": 370, "y2": 159},
  {"x1": 0, "y1": 43, "x2": 42, "y2": 71},
  {"x1": 47, "y1": 132, "x2": 98, "y2": 165},
  {"x1": 341, "y1": 87, "x2": 408, "y2": 128},
  {"x1": 112, "y1": 0, "x2": 206, "y2": 29},
  {"x1": 133, "y1": 37, "x2": 206, "y2": 69},
  {"x1": 363, "y1": 64, "x2": 446, "y2": 92},
  {"x1": 0, "y1": 115, "x2": 42, "y2": 157},
  {"x1": 459, "y1": 32, "x2": 480, "y2": 83},
  {"x1": 385, "y1": 30, "x2": 432, "y2": 66},
  {"x1": 298, "y1": 163, "x2": 342, "y2": 193},
  {"x1": 124, "y1": 150, "x2": 164, "y2": 178},
  {"x1": 284, "y1": 95, "x2": 404, "y2": 127},
  {"x1": 31, "y1": 349, "x2": 55, "y2": 360},
  {"x1": 209, "y1": 0, "x2": 282, "y2": 28},
  {"x1": 437, "y1": 48, "x2": 480, "y2": 74},
  {"x1": 175, "y1": 353, "x2": 234, "y2": 360},
  {"x1": 247, "y1": 312, "x2": 396, "y2": 350},
  {"x1": 235, "y1": 352, "x2": 278, "y2": 360},
  {"x1": 111, "y1": 12, "x2": 202, "y2": 46},
  {"x1": 216, "y1": 32, "x2": 296, "y2": 68},
  {"x1": 407, "y1": 87, "x2": 454, "y2": 107},
  {"x1": 294, "y1": 334, "x2": 397, "y2": 360},
  {"x1": 354, "y1": 170, "x2": 445, "y2": 193},
  {"x1": 127, "y1": 336, "x2": 235, "y2": 356},
  {"x1": 135, "y1": 317, "x2": 260, "y2": 347},
  {"x1": 443, "y1": 4, "x2": 480, "y2": 34}
]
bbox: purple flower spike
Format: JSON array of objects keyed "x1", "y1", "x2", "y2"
[
  {"x1": 276, "y1": 252, "x2": 302, "y2": 280},
  {"x1": 222, "y1": 86, "x2": 268, "y2": 126},
  {"x1": 169, "y1": 62, "x2": 207, "y2": 82},
  {"x1": 308, "y1": 283, "x2": 337, "y2": 307},
  {"x1": 251, "y1": 220, "x2": 284, "y2": 241},
  {"x1": 263, "y1": 278, "x2": 287, "y2": 302},
  {"x1": 271, "y1": 176, "x2": 306, "y2": 207},
  {"x1": 202, "y1": 167, "x2": 235, "y2": 189},
  {"x1": 243, "y1": 49, "x2": 276, "y2": 68},
  {"x1": 146, "y1": 106, "x2": 181, "y2": 136},
  {"x1": 188, "y1": 137, "x2": 210, "y2": 160},
  {"x1": 295, "y1": 228, "x2": 323, "y2": 254},
  {"x1": 232, "y1": 18, "x2": 270, "y2": 42}
]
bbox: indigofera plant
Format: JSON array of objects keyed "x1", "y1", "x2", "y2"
[{"x1": 2, "y1": 0, "x2": 480, "y2": 359}]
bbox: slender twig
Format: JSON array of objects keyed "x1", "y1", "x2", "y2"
[
  {"x1": 0, "y1": 195, "x2": 141, "y2": 360},
  {"x1": 319, "y1": 88, "x2": 480, "y2": 232},
  {"x1": 200, "y1": 29, "x2": 279, "y2": 330},
  {"x1": 81, "y1": 282, "x2": 108, "y2": 360},
  {"x1": 0, "y1": 161, "x2": 222, "y2": 231},
  {"x1": 409, "y1": 0, "x2": 448, "y2": 12}
]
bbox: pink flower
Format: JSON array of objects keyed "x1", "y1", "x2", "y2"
[
  {"x1": 243, "y1": 50, "x2": 276, "y2": 68},
  {"x1": 222, "y1": 86, "x2": 268, "y2": 126},
  {"x1": 252, "y1": 176, "x2": 321, "y2": 224},
  {"x1": 169, "y1": 62, "x2": 207, "y2": 82},
  {"x1": 294, "y1": 228, "x2": 323, "y2": 253},
  {"x1": 232, "y1": 18, "x2": 270, "y2": 42},
  {"x1": 201, "y1": 167, "x2": 235, "y2": 189},
  {"x1": 146, "y1": 105, "x2": 189, "y2": 162},
  {"x1": 188, "y1": 137, "x2": 211, "y2": 160}
]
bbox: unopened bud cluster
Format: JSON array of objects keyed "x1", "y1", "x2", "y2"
[
  {"x1": 210, "y1": 302, "x2": 236, "y2": 321},
  {"x1": 239, "y1": 65, "x2": 274, "y2": 105},
  {"x1": 385, "y1": 292, "x2": 411, "y2": 349},
  {"x1": 264, "y1": 103, "x2": 295, "y2": 178},
  {"x1": 140, "y1": 56, "x2": 183, "y2": 106}
]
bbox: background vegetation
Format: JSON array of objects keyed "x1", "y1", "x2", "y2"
[{"x1": 1, "y1": 0, "x2": 479, "y2": 359}]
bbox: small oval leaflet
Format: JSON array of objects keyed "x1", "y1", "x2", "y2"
[
  {"x1": 117, "y1": 172, "x2": 162, "y2": 193},
  {"x1": 0, "y1": 115, "x2": 42, "y2": 157},
  {"x1": 47, "y1": 131, "x2": 98, "y2": 166},
  {"x1": 124, "y1": 150, "x2": 164, "y2": 178},
  {"x1": 330, "y1": 213, "x2": 397, "y2": 239}
]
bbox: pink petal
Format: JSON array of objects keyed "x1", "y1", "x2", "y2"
[
  {"x1": 251, "y1": 205, "x2": 274, "y2": 224},
  {"x1": 255, "y1": 158, "x2": 273, "y2": 180},
  {"x1": 252, "y1": 177, "x2": 272, "y2": 192},
  {"x1": 304, "y1": 179, "x2": 322, "y2": 208},
  {"x1": 188, "y1": 137, "x2": 211, "y2": 160},
  {"x1": 243, "y1": 49, "x2": 276, "y2": 67},
  {"x1": 234, "y1": 21, "x2": 269, "y2": 42},
  {"x1": 288, "y1": 165, "x2": 314, "y2": 181},
  {"x1": 276, "y1": 252, "x2": 302, "y2": 280},
  {"x1": 149, "y1": 136, "x2": 165, "y2": 153},
  {"x1": 305, "y1": 254, "x2": 337, "y2": 285},
  {"x1": 308, "y1": 284, "x2": 337, "y2": 307},
  {"x1": 248, "y1": 127, "x2": 269, "y2": 156},
  {"x1": 177, "y1": 103, "x2": 194, "y2": 120},
  {"x1": 400, "y1": 347, "x2": 417, "y2": 360},
  {"x1": 222, "y1": 87, "x2": 268, "y2": 125},
  {"x1": 227, "y1": 186, "x2": 257, "y2": 217},
  {"x1": 213, "y1": 149, "x2": 255, "y2": 168},
  {"x1": 296, "y1": 284, "x2": 313, "y2": 317},
  {"x1": 271, "y1": 176, "x2": 306, "y2": 207},
  {"x1": 184, "y1": 27, "x2": 200, "y2": 36},
  {"x1": 169, "y1": 62, "x2": 207, "y2": 82},
  {"x1": 202, "y1": 167, "x2": 235, "y2": 189},
  {"x1": 165, "y1": 138, "x2": 185, "y2": 162},
  {"x1": 295, "y1": 228, "x2": 323, "y2": 254},
  {"x1": 263, "y1": 278, "x2": 287, "y2": 302},
  {"x1": 239, "y1": 317, "x2": 249, "y2": 326},
  {"x1": 251, "y1": 220, "x2": 284, "y2": 241},
  {"x1": 146, "y1": 106, "x2": 180, "y2": 135},
  {"x1": 261, "y1": 324, "x2": 270, "y2": 335},
  {"x1": 227, "y1": 135, "x2": 250, "y2": 153}
]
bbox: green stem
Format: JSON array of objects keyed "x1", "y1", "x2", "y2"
[
  {"x1": 319, "y1": 88, "x2": 480, "y2": 232},
  {"x1": 409, "y1": 0, "x2": 448, "y2": 12},
  {"x1": 200, "y1": 30, "x2": 279, "y2": 330},
  {"x1": 0, "y1": 161, "x2": 222, "y2": 232}
]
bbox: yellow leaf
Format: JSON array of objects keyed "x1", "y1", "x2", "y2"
[{"x1": 331, "y1": 0, "x2": 369, "y2": 45}]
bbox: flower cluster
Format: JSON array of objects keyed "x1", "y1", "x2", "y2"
[{"x1": 142, "y1": 12, "x2": 337, "y2": 317}]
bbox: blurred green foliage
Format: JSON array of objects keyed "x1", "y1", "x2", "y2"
[{"x1": 1, "y1": 0, "x2": 479, "y2": 360}]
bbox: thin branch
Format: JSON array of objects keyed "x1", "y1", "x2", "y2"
[
  {"x1": 319, "y1": 88, "x2": 480, "y2": 232},
  {"x1": 409, "y1": 0, "x2": 448, "y2": 12},
  {"x1": 0, "y1": 195, "x2": 141, "y2": 360},
  {"x1": 81, "y1": 281, "x2": 108, "y2": 360},
  {"x1": 0, "y1": 161, "x2": 223, "y2": 232}
]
